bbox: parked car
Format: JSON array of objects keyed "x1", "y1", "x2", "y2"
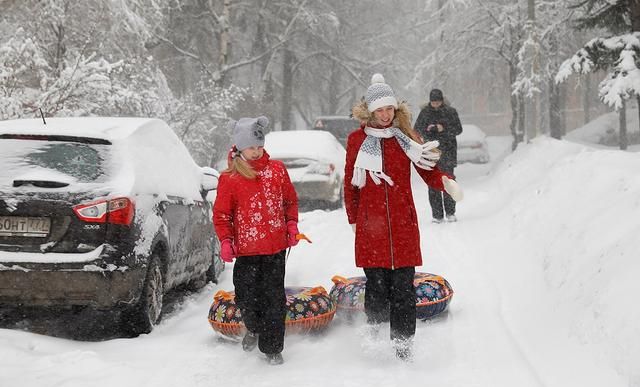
[
  {"x1": 0, "y1": 117, "x2": 224, "y2": 335},
  {"x1": 311, "y1": 116, "x2": 360, "y2": 147},
  {"x1": 457, "y1": 124, "x2": 490, "y2": 164},
  {"x1": 265, "y1": 130, "x2": 346, "y2": 209}
]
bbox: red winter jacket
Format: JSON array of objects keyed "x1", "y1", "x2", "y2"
[
  {"x1": 344, "y1": 126, "x2": 450, "y2": 269},
  {"x1": 213, "y1": 151, "x2": 298, "y2": 256}
]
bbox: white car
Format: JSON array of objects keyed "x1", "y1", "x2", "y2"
[
  {"x1": 265, "y1": 130, "x2": 346, "y2": 208},
  {"x1": 457, "y1": 124, "x2": 490, "y2": 164}
]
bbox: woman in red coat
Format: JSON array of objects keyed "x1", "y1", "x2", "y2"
[
  {"x1": 213, "y1": 116, "x2": 299, "y2": 365},
  {"x1": 344, "y1": 74, "x2": 463, "y2": 360}
]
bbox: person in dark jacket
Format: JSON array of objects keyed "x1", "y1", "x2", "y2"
[
  {"x1": 344, "y1": 74, "x2": 464, "y2": 360},
  {"x1": 414, "y1": 89, "x2": 464, "y2": 223}
]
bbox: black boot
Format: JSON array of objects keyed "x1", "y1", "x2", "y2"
[{"x1": 242, "y1": 331, "x2": 258, "y2": 352}]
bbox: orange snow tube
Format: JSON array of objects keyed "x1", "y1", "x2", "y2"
[{"x1": 208, "y1": 286, "x2": 336, "y2": 337}]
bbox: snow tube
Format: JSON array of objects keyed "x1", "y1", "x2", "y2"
[
  {"x1": 208, "y1": 286, "x2": 336, "y2": 337},
  {"x1": 329, "y1": 272, "x2": 454, "y2": 320}
]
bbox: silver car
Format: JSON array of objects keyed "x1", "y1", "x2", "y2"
[
  {"x1": 265, "y1": 130, "x2": 346, "y2": 209},
  {"x1": 458, "y1": 124, "x2": 490, "y2": 164}
]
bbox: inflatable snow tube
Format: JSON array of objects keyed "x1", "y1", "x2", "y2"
[
  {"x1": 329, "y1": 272, "x2": 453, "y2": 320},
  {"x1": 208, "y1": 286, "x2": 336, "y2": 337}
]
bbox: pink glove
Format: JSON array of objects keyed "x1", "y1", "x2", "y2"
[
  {"x1": 287, "y1": 220, "x2": 300, "y2": 247},
  {"x1": 220, "y1": 239, "x2": 237, "y2": 263}
]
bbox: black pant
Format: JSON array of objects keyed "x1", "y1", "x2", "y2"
[
  {"x1": 363, "y1": 267, "x2": 416, "y2": 341},
  {"x1": 233, "y1": 250, "x2": 286, "y2": 354},
  {"x1": 429, "y1": 166, "x2": 456, "y2": 219}
]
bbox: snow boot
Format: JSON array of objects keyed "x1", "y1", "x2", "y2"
[
  {"x1": 393, "y1": 339, "x2": 413, "y2": 362},
  {"x1": 432, "y1": 217, "x2": 444, "y2": 224},
  {"x1": 265, "y1": 353, "x2": 284, "y2": 365},
  {"x1": 242, "y1": 331, "x2": 258, "y2": 352},
  {"x1": 446, "y1": 214, "x2": 457, "y2": 222}
]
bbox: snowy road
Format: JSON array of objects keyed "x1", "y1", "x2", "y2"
[{"x1": 1, "y1": 136, "x2": 635, "y2": 387}]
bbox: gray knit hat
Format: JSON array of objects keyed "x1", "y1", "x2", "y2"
[
  {"x1": 366, "y1": 73, "x2": 398, "y2": 112},
  {"x1": 229, "y1": 116, "x2": 268, "y2": 151}
]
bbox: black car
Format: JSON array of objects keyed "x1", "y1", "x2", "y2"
[
  {"x1": 0, "y1": 117, "x2": 223, "y2": 335},
  {"x1": 311, "y1": 116, "x2": 360, "y2": 147}
]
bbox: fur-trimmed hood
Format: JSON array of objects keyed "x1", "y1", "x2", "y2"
[{"x1": 351, "y1": 99, "x2": 413, "y2": 134}]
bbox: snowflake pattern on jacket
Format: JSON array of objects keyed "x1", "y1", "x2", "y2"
[{"x1": 213, "y1": 151, "x2": 298, "y2": 256}]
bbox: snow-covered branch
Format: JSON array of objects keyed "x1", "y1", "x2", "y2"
[{"x1": 556, "y1": 32, "x2": 640, "y2": 109}]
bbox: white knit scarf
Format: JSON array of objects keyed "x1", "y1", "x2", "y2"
[{"x1": 351, "y1": 127, "x2": 440, "y2": 188}]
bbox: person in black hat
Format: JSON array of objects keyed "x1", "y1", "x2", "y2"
[{"x1": 414, "y1": 89, "x2": 463, "y2": 223}]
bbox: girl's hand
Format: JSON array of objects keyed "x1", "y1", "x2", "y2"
[
  {"x1": 220, "y1": 239, "x2": 237, "y2": 262},
  {"x1": 287, "y1": 220, "x2": 300, "y2": 247}
]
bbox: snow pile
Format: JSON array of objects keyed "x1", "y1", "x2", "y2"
[
  {"x1": 564, "y1": 106, "x2": 640, "y2": 150},
  {"x1": 458, "y1": 137, "x2": 640, "y2": 385}
]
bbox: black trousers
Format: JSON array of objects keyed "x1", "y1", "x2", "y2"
[
  {"x1": 363, "y1": 267, "x2": 416, "y2": 341},
  {"x1": 233, "y1": 250, "x2": 286, "y2": 355},
  {"x1": 429, "y1": 165, "x2": 456, "y2": 219}
]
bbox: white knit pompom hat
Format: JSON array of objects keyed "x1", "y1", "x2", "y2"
[{"x1": 365, "y1": 73, "x2": 398, "y2": 112}]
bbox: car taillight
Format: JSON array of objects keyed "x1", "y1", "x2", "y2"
[{"x1": 73, "y1": 197, "x2": 135, "y2": 226}]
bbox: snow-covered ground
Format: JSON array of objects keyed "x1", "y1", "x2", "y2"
[{"x1": 1, "y1": 135, "x2": 639, "y2": 387}]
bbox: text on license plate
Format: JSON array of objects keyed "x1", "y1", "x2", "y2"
[{"x1": 0, "y1": 216, "x2": 51, "y2": 237}]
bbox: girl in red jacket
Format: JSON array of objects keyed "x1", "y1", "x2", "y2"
[
  {"x1": 344, "y1": 74, "x2": 463, "y2": 360},
  {"x1": 213, "y1": 116, "x2": 299, "y2": 365}
]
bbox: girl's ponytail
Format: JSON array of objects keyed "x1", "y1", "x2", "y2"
[{"x1": 225, "y1": 148, "x2": 257, "y2": 179}]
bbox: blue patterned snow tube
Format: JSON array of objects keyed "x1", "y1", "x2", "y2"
[{"x1": 329, "y1": 272, "x2": 454, "y2": 320}]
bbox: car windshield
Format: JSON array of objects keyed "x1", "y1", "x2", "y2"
[{"x1": 0, "y1": 138, "x2": 111, "y2": 184}]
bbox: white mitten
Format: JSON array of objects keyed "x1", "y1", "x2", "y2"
[
  {"x1": 413, "y1": 140, "x2": 440, "y2": 169},
  {"x1": 422, "y1": 141, "x2": 441, "y2": 162},
  {"x1": 442, "y1": 176, "x2": 464, "y2": 202}
]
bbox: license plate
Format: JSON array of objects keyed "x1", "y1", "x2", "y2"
[{"x1": 0, "y1": 216, "x2": 51, "y2": 237}]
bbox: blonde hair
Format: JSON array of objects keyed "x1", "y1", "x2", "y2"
[
  {"x1": 393, "y1": 105, "x2": 423, "y2": 144},
  {"x1": 224, "y1": 154, "x2": 257, "y2": 179}
]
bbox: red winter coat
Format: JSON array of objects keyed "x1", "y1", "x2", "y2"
[
  {"x1": 213, "y1": 151, "x2": 298, "y2": 256},
  {"x1": 344, "y1": 126, "x2": 450, "y2": 269}
]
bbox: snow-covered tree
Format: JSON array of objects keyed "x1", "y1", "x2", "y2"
[
  {"x1": 556, "y1": 0, "x2": 640, "y2": 149},
  {"x1": 412, "y1": 0, "x2": 529, "y2": 149},
  {"x1": 0, "y1": 1, "x2": 170, "y2": 119}
]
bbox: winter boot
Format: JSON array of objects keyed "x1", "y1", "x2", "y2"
[
  {"x1": 242, "y1": 331, "x2": 258, "y2": 352},
  {"x1": 265, "y1": 353, "x2": 284, "y2": 365},
  {"x1": 393, "y1": 339, "x2": 413, "y2": 362},
  {"x1": 432, "y1": 218, "x2": 444, "y2": 224},
  {"x1": 362, "y1": 323, "x2": 382, "y2": 340},
  {"x1": 446, "y1": 214, "x2": 457, "y2": 222}
]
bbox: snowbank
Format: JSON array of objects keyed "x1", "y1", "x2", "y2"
[{"x1": 457, "y1": 137, "x2": 640, "y2": 385}]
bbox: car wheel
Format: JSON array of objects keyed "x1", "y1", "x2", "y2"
[
  {"x1": 122, "y1": 254, "x2": 164, "y2": 336},
  {"x1": 206, "y1": 237, "x2": 223, "y2": 284},
  {"x1": 328, "y1": 181, "x2": 344, "y2": 210}
]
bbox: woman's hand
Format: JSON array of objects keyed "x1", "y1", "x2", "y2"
[{"x1": 442, "y1": 176, "x2": 464, "y2": 202}]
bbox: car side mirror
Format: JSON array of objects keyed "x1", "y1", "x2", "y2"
[{"x1": 201, "y1": 167, "x2": 220, "y2": 191}]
